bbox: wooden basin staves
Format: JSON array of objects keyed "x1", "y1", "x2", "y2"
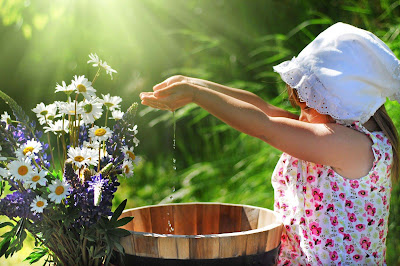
[{"x1": 118, "y1": 202, "x2": 283, "y2": 261}]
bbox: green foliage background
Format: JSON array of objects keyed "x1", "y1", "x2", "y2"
[{"x1": 0, "y1": 0, "x2": 399, "y2": 264}]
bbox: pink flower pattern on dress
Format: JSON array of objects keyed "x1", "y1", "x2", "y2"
[{"x1": 272, "y1": 122, "x2": 392, "y2": 265}]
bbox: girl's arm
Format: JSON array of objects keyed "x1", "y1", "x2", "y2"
[
  {"x1": 152, "y1": 75, "x2": 299, "y2": 119},
  {"x1": 140, "y1": 81, "x2": 374, "y2": 179}
]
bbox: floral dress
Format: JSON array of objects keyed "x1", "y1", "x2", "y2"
[{"x1": 271, "y1": 122, "x2": 392, "y2": 265}]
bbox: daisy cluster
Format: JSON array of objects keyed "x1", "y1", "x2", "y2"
[{"x1": 0, "y1": 53, "x2": 139, "y2": 223}]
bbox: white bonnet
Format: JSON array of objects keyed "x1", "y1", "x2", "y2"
[{"x1": 273, "y1": 22, "x2": 400, "y2": 125}]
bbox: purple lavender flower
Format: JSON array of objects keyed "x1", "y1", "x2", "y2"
[
  {"x1": 0, "y1": 190, "x2": 40, "y2": 220},
  {"x1": 68, "y1": 173, "x2": 119, "y2": 227}
]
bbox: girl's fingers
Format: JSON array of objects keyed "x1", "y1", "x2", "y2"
[
  {"x1": 153, "y1": 82, "x2": 166, "y2": 91},
  {"x1": 142, "y1": 99, "x2": 172, "y2": 111},
  {"x1": 154, "y1": 81, "x2": 188, "y2": 98},
  {"x1": 153, "y1": 75, "x2": 186, "y2": 91}
]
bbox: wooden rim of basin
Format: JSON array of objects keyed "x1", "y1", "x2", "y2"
[{"x1": 119, "y1": 202, "x2": 283, "y2": 259}]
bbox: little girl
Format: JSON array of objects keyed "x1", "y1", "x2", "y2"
[{"x1": 140, "y1": 22, "x2": 399, "y2": 265}]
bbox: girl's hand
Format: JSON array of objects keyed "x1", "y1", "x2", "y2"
[
  {"x1": 152, "y1": 75, "x2": 190, "y2": 92},
  {"x1": 140, "y1": 76, "x2": 197, "y2": 111}
]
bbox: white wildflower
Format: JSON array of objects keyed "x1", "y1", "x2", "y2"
[
  {"x1": 111, "y1": 110, "x2": 124, "y2": 120},
  {"x1": 15, "y1": 140, "x2": 42, "y2": 158},
  {"x1": 67, "y1": 147, "x2": 93, "y2": 168},
  {"x1": 72, "y1": 75, "x2": 96, "y2": 100},
  {"x1": 87, "y1": 53, "x2": 101, "y2": 67},
  {"x1": 56, "y1": 100, "x2": 84, "y2": 116},
  {"x1": 43, "y1": 119, "x2": 70, "y2": 135},
  {"x1": 100, "y1": 94, "x2": 121, "y2": 111},
  {"x1": 30, "y1": 196, "x2": 48, "y2": 213},
  {"x1": 25, "y1": 169, "x2": 48, "y2": 189},
  {"x1": 48, "y1": 179, "x2": 70, "y2": 204},
  {"x1": 8, "y1": 159, "x2": 33, "y2": 181},
  {"x1": 0, "y1": 111, "x2": 11, "y2": 128},
  {"x1": 55, "y1": 81, "x2": 75, "y2": 95},
  {"x1": 81, "y1": 98, "x2": 103, "y2": 124},
  {"x1": 101, "y1": 61, "x2": 117, "y2": 80},
  {"x1": 121, "y1": 160, "x2": 134, "y2": 178},
  {"x1": 89, "y1": 125, "x2": 112, "y2": 142}
]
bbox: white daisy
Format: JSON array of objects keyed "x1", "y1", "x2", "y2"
[
  {"x1": 100, "y1": 61, "x2": 117, "y2": 80},
  {"x1": 133, "y1": 137, "x2": 140, "y2": 147},
  {"x1": 121, "y1": 160, "x2": 134, "y2": 178},
  {"x1": 87, "y1": 53, "x2": 117, "y2": 79},
  {"x1": 88, "y1": 147, "x2": 101, "y2": 166},
  {"x1": 100, "y1": 94, "x2": 121, "y2": 111},
  {"x1": 8, "y1": 159, "x2": 33, "y2": 181},
  {"x1": 72, "y1": 75, "x2": 96, "y2": 100},
  {"x1": 15, "y1": 140, "x2": 42, "y2": 158},
  {"x1": 67, "y1": 146, "x2": 92, "y2": 168},
  {"x1": 48, "y1": 179, "x2": 70, "y2": 204},
  {"x1": 87, "y1": 53, "x2": 101, "y2": 67},
  {"x1": 89, "y1": 125, "x2": 112, "y2": 142},
  {"x1": 25, "y1": 169, "x2": 48, "y2": 189},
  {"x1": 81, "y1": 98, "x2": 103, "y2": 124},
  {"x1": 82, "y1": 141, "x2": 106, "y2": 164},
  {"x1": 121, "y1": 146, "x2": 140, "y2": 164},
  {"x1": 43, "y1": 119, "x2": 70, "y2": 135},
  {"x1": 0, "y1": 167, "x2": 10, "y2": 180},
  {"x1": 55, "y1": 81, "x2": 75, "y2": 95},
  {"x1": 0, "y1": 111, "x2": 11, "y2": 128},
  {"x1": 0, "y1": 145, "x2": 7, "y2": 161},
  {"x1": 128, "y1": 124, "x2": 138, "y2": 135},
  {"x1": 56, "y1": 100, "x2": 84, "y2": 116},
  {"x1": 30, "y1": 196, "x2": 48, "y2": 213},
  {"x1": 83, "y1": 140, "x2": 100, "y2": 150},
  {"x1": 111, "y1": 110, "x2": 124, "y2": 120},
  {"x1": 32, "y1": 103, "x2": 51, "y2": 125}
]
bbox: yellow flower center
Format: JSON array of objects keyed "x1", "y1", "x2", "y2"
[
  {"x1": 74, "y1": 156, "x2": 85, "y2": 162},
  {"x1": 76, "y1": 84, "x2": 87, "y2": 93},
  {"x1": 23, "y1": 147, "x2": 34, "y2": 155},
  {"x1": 18, "y1": 165, "x2": 28, "y2": 176},
  {"x1": 95, "y1": 128, "x2": 107, "y2": 136},
  {"x1": 124, "y1": 165, "x2": 130, "y2": 174},
  {"x1": 126, "y1": 151, "x2": 135, "y2": 160},
  {"x1": 36, "y1": 201, "x2": 44, "y2": 207},
  {"x1": 32, "y1": 175, "x2": 40, "y2": 182},
  {"x1": 40, "y1": 110, "x2": 48, "y2": 116},
  {"x1": 55, "y1": 186, "x2": 65, "y2": 195}
]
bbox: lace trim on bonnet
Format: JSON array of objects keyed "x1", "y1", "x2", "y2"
[
  {"x1": 273, "y1": 58, "x2": 352, "y2": 125},
  {"x1": 274, "y1": 57, "x2": 400, "y2": 125}
]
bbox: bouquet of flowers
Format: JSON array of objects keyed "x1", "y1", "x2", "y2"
[{"x1": 0, "y1": 53, "x2": 139, "y2": 265}]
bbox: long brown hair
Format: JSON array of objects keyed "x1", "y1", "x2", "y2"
[{"x1": 287, "y1": 85, "x2": 399, "y2": 182}]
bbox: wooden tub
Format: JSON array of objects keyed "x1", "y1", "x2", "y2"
[{"x1": 118, "y1": 202, "x2": 283, "y2": 265}]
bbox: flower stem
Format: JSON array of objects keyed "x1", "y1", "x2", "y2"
[
  {"x1": 46, "y1": 132, "x2": 56, "y2": 170},
  {"x1": 82, "y1": 237, "x2": 88, "y2": 266},
  {"x1": 92, "y1": 67, "x2": 101, "y2": 84}
]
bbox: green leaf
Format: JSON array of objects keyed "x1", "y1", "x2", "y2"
[
  {"x1": 114, "y1": 241, "x2": 124, "y2": 254},
  {"x1": 0, "y1": 239, "x2": 10, "y2": 257},
  {"x1": 0, "y1": 89, "x2": 31, "y2": 130},
  {"x1": 114, "y1": 217, "x2": 133, "y2": 228},
  {"x1": 109, "y1": 228, "x2": 131, "y2": 238},
  {"x1": 0, "y1": 222, "x2": 14, "y2": 229},
  {"x1": 110, "y1": 199, "x2": 127, "y2": 223}
]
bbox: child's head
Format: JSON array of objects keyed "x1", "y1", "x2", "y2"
[
  {"x1": 274, "y1": 22, "x2": 400, "y2": 126},
  {"x1": 276, "y1": 22, "x2": 400, "y2": 181}
]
